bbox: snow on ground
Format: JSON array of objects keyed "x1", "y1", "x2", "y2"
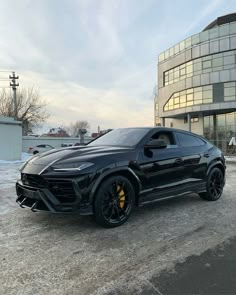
[
  {"x1": 225, "y1": 156, "x2": 236, "y2": 162},
  {"x1": 0, "y1": 152, "x2": 32, "y2": 164},
  {"x1": 0, "y1": 153, "x2": 32, "y2": 215}
]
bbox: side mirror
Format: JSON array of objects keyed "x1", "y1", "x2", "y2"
[{"x1": 144, "y1": 139, "x2": 167, "y2": 149}]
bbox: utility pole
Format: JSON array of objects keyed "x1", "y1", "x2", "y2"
[{"x1": 9, "y1": 72, "x2": 19, "y2": 120}]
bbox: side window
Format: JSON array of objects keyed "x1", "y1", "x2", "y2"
[
  {"x1": 151, "y1": 131, "x2": 176, "y2": 146},
  {"x1": 176, "y1": 132, "x2": 205, "y2": 147},
  {"x1": 37, "y1": 145, "x2": 45, "y2": 148}
]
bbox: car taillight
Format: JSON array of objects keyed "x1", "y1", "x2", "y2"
[{"x1": 28, "y1": 147, "x2": 33, "y2": 152}]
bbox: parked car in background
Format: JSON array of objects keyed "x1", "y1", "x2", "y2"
[
  {"x1": 73, "y1": 142, "x2": 86, "y2": 146},
  {"x1": 28, "y1": 144, "x2": 55, "y2": 155},
  {"x1": 17, "y1": 127, "x2": 226, "y2": 228},
  {"x1": 61, "y1": 143, "x2": 73, "y2": 147}
]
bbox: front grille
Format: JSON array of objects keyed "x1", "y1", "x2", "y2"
[
  {"x1": 21, "y1": 174, "x2": 47, "y2": 187},
  {"x1": 46, "y1": 179, "x2": 76, "y2": 203},
  {"x1": 21, "y1": 174, "x2": 77, "y2": 204}
]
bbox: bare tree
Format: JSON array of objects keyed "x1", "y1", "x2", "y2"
[
  {"x1": 0, "y1": 87, "x2": 49, "y2": 135},
  {"x1": 66, "y1": 120, "x2": 90, "y2": 137}
]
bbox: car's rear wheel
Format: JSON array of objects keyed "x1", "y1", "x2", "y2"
[
  {"x1": 94, "y1": 176, "x2": 135, "y2": 228},
  {"x1": 199, "y1": 167, "x2": 224, "y2": 201},
  {"x1": 33, "y1": 151, "x2": 39, "y2": 155}
]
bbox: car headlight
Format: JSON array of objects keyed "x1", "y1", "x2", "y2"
[{"x1": 52, "y1": 162, "x2": 94, "y2": 172}]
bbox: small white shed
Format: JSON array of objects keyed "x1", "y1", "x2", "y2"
[{"x1": 0, "y1": 116, "x2": 22, "y2": 161}]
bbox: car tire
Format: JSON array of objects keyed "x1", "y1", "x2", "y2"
[
  {"x1": 94, "y1": 176, "x2": 135, "y2": 228},
  {"x1": 33, "y1": 151, "x2": 39, "y2": 155},
  {"x1": 199, "y1": 167, "x2": 224, "y2": 201}
]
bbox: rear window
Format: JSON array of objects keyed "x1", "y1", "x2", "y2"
[{"x1": 176, "y1": 132, "x2": 205, "y2": 147}]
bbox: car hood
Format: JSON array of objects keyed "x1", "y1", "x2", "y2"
[{"x1": 22, "y1": 145, "x2": 135, "y2": 174}]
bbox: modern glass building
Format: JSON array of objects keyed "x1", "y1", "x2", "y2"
[{"x1": 156, "y1": 13, "x2": 236, "y2": 153}]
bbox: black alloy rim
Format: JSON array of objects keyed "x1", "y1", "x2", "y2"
[
  {"x1": 101, "y1": 180, "x2": 132, "y2": 224},
  {"x1": 209, "y1": 170, "x2": 224, "y2": 198}
]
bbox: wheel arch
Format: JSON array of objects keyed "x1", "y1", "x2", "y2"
[
  {"x1": 89, "y1": 167, "x2": 141, "y2": 205},
  {"x1": 207, "y1": 160, "x2": 225, "y2": 177}
]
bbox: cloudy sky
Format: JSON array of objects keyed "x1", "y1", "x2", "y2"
[{"x1": 0, "y1": 0, "x2": 235, "y2": 133}]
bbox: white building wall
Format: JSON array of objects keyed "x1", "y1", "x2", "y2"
[
  {"x1": 0, "y1": 117, "x2": 22, "y2": 161},
  {"x1": 172, "y1": 116, "x2": 204, "y2": 135},
  {"x1": 22, "y1": 136, "x2": 92, "y2": 152}
]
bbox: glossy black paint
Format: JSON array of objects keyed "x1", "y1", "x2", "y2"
[{"x1": 16, "y1": 127, "x2": 226, "y2": 214}]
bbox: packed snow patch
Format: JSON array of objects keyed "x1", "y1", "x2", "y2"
[{"x1": 0, "y1": 152, "x2": 32, "y2": 164}]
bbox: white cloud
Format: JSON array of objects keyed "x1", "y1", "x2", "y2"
[{"x1": 0, "y1": 0, "x2": 235, "y2": 134}]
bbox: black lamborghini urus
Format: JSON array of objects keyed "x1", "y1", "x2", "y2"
[{"x1": 16, "y1": 127, "x2": 226, "y2": 227}]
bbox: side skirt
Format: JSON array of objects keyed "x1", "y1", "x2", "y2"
[{"x1": 138, "y1": 182, "x2": 206, "y2": 206}]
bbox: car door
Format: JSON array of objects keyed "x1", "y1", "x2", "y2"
[
  {"x1": 36, "y1": 144, "x2": 46, "y2": 153},
  {"x1": 45, "y1": 145, "x2": 54, "y2": 151},
  {"x1": 175, "y1": 131, "x2": 208, "y2": 189},
  {"x1": 137, "y1": 130, "x2": 185, "y2": 202}
]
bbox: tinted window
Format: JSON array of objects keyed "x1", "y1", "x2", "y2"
[
  {"x1": 36, "y1": 145, "x2": 45, "y2": 148},
  {"x1": 151, "y1": 132, "x2": 175, "y2": 145},
  {"x1": 88, "y1": 128, "x2": 149, "y2": 147},
  {"x1": 176, "y1": 132, "x2": 205, "y2": 147}
]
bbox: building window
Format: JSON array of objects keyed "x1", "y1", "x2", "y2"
[
  {"x1": 164, "y1": 81, "x2": 236, "y2": 112},
  {"x1": 183, "y1": 116, "x2": 199, "y2": 124},
  {"x1": 203, "y1": 112, "x2": 236, "y2": 153},
  {"x1": 224, "y1": 82, "x2": 236, "y2": 101},
  {"x1": 191, "y1": 116, "x2": 199, "y2": 123},
  {"x1": 158, "y1": 22, "x2": 236, "y2": 63},
  {"x1": 164, "y1": 85, "x2": 213, "y2": 111},
  {"x1": 163, "y1": 50, "x2": 235, "y2": 86}
]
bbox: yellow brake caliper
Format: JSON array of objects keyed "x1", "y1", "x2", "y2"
[{"x1": 117, "y1": 185, "x2": 125, "y2": 208}]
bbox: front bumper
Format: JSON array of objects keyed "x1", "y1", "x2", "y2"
[{"x1": 16, "y1": 180, "x2": 93, "y2": 215}]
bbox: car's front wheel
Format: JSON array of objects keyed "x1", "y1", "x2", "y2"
[
  {"x1": 94, "y1": 176, "x2": 135, "y2": 228},
  {"x1": 199, "y1": 167, "x2": 224, "y2": 201}
]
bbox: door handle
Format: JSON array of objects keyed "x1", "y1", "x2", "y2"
[{"x1": 175, "y1": 158, "x2": 183, "y2": 165}]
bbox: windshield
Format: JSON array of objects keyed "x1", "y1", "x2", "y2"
[{"x1": 88, "y1": 128, "x2": 150, "y2": 147}]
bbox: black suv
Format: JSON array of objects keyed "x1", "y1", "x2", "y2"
[{"x1": 16, "y1": 127, "x2": 226, "y2": 227}]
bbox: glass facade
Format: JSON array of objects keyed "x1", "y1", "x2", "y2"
[
  {"x1": 164, "y1": 82, "x2": 236, "y2": 112},
  {"x1": 204, "y1": 112, "x2": 236, "y2": 153},
  {"x1": 164, "y1": 50, "x2": 236, "y2": 86},
  {"x1": 159, "y1": 21, "x2": 236, "y2": 63},
  {"x1": 164, "y1": 85, "x2": 213, "y2": 111}
]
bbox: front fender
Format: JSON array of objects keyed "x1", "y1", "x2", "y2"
[{"x1": 89, "y1": 167, "x2": 141, "y2": 203}]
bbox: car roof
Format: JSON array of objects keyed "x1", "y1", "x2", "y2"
[{"x1": 118, "y1": 126, "x2": 203, "y2": 137}]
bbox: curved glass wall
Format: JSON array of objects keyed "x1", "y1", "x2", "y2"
[
  {"x1": 164, "y1": 82, "x2": 236, "y2": 112},
  {"x1": 158, "y1": 21, "x2": 236, "y2": 63},
  {"x1": 204, "y1": 112, "x2": 236, "y2": 154},
  {"x1": 164, "y1": 50, "x2": 236, "y2": 86},
  {"x1": 164, "y1": 85, "x2": 213, "y2": 111}
]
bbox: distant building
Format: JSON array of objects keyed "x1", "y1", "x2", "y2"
[
  {"x1": 92, "y1": 129, "x2": 112, "y2": 138},
  {"x1": 156, "y1": 13, "x2": 236, "y2": 153},
  {"x1": 0, "y1": 116, "x2": 22, "y2": 160},
  {"x1": 42, "y1": 127, "x2": 69, "y2": 137}
]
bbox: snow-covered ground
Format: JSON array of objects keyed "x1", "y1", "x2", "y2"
[
  {"x1": 0, "y1": 152, "x2": 32, "y2": 164},
  {"x1": 0, "y1": 153, "x2": 32, "y2": 214},
  {"x1": 225, "y1": 156, "x2": 236, "y2": 162}
]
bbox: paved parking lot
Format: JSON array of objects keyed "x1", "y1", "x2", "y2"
[{"x1": 0, "y1": 162, "x2": 236, "y2": 295}]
